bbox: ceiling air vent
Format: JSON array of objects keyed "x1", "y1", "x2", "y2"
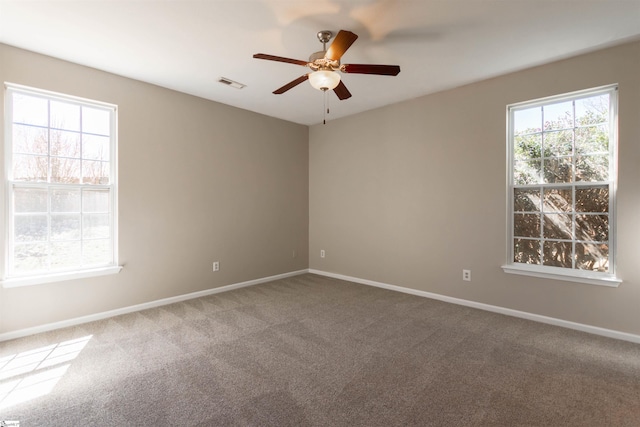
[{"x1": 218, "y1": 77, "x2": 246, "y2": 89}]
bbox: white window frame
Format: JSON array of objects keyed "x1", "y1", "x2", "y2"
[
  {"x1": 2, "y1": 83, "x2": 121, "y2": 287},
  {"x1": 502, "y1": 85, "x2": 621, "y2": 287}
]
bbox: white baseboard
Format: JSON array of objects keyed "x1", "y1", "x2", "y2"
[
  {"x1": 5, "y1": 268, "x2": 639, "y2": 345},
  {"x1": 0, "y1": 269, "x2": 308, "y2": 342},
  {"x1": 308, "y1": 269, "x2": 640, "y2": 344}
]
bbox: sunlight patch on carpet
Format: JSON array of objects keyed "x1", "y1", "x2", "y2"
[{"x1": 0, "y1": 335, "x2": 92, "y2": 410}]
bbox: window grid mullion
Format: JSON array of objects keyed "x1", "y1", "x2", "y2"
[
  {"x1": 538, "y1": 184, "x2": 544, "y2": 265},
  {"x1": 47, "y1": 187, "x2": 52, "y2": 271},
  {"x1": 571, "y1": 99, "x2": 578, "y2": 270},
  {"x1": 80, "y1": 105, "x2": 83, "y2": 187},
  {"x1": 46, "y1": 99, "x2": 52, "y2": 271},
  {"x1": 80, "y1": 188, "x2": 85, "y2": 267},
  {"x1": 539, "y1": 106, "x2": 545, "y2": 265},
  {"x1": 79, "y1": 106, "x2": 84, "y2": 267}
]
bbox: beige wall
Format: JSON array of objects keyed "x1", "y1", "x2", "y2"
[
  {"x1": 0, "y1": 44, "x2": 309, "y2": 334},
  {"x1": 2, "y1": 40, "x2": 639, "y2": 338},
  {"x1": 310, "y1": 41, "x2": 640, "y2": 335}
]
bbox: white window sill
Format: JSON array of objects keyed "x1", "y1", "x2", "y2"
[
  {"x1": 502, "y1": 264, "x2": 621, "y2": 287},
  {"x1": 1, "y1": 265, "x2": 123, "y2": 288}
]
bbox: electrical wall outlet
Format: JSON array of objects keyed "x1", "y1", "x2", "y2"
[
  {"x1": 293, "y1": 250, "x2": 297, "y2": 258},
  {"x1": 213, "y1": 261, "x2": 220, "y2": 272},
  {"x1": 463, "y1": 269, "x2": 471, "y2": 281},
  {"x1": 320, "y1": 249, "x2": 325, "y2": 258}
]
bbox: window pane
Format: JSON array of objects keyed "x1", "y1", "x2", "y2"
[
  {"x1": 83, "y1": 239, "x2": 112, "y2": 265},
  {"x1": 576, "y1": 214, "x2": 608, "y2": 242},
  {"x1": 514, "y1": 160, "x2": 541, "y2": 185},
  {"x1": 543, "y1": 101, "x2": 573, "y2": 130},
  {"x1": 543, "y1": 130, "x2": 573, "y2": 157},
  {"x1": 51, "y1": 189, "x2": 81, "y2": 212},
  {"x1": 51, "y1": 157, "x2": 81, "y2": 183},
  {"x1": 83, "y1": 213, "x2": 110, "y2": 238},
  {"x1": 576, "y1": 186, "x2": 608, "y2": 212},
  {"x1": 13, "y1": 94, "x2": 48, "y2": 127},
  {"x1": 82, "y1": 134, "x2": 110, "y2": 161},
  {"x1": 514, "y1": 239, "x2": 540, "y2": 264},
  {"x1": 13, "y1": 243, "x2": 48, "y2": 274},
  {"x1": 575, "y1": 125, "x2": 608, "y2": 153},
  {"x1": 576, "y1": 243, "x2": 609, "y2": 272},
  {"x1": 51, "y1": 214, "x2": 81, "y2": 240},
  {"x1": 14, "y1": 215, "x2": 48, "y2": 242},
  {"x1": 14, "y1": 188, "x2": 47, "y2": 213},
  {"x1": 543, "y1": 241, "x2": 572, "y2": 268},
  {"x1": 50, "y1": 241, "x2": 81, "y2": 270},
  {"x1": 543, "y1": 157, "x2": 572, "y2": 183},
  {"x1": 514, "y1": 213, "x2": 540, "y2": 238},
  {"x1": 514, "y1": 134, "x2": 542, "y2": 161},
  {"x1": 13, "y1": 124, "x2": 48, "y2": 155},
  {"x1": 575, "y1": 94, "x2": 608, "y2": 126},
  {"x1": 575, "y1": 155, "x2": 608, "y2": 182},
  {"x1": 513, "y1": 107, "x2": 542, "y2": 135},
  {"x1": 50, "y1": 100, "x2": 80, "y2": 131},
  {"x1": 514, "y1": 188, "x2": 540, "y2": 212},
  {"x1": 13, "y1": 154, "x2": 48, "y2": 182},
  {"x1": 542, "y1": 188, "x2": 572, "y2": 213},
  {"x1": 50, "y1": 130, "x2": 81, "y2": 158},
  {"x1": 82, "y1": 160, "x2": 110, "y2": 185},
  {"x1": 82, "y1": 107, "x2": 110, "y2": 136},
  {"x1": 83, "y1": 189, "x2": 110, "y2": 213},
  {"x1": 543, "y1": 213, "x2": 572, "y2": 240}
]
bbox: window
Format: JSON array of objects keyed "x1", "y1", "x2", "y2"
[
  {"x1": 503, "y1": 85, "x2": 620, "y2": 286},
  {"x1": 3, "y1": 84, "x2": 120, "y2": 287}
]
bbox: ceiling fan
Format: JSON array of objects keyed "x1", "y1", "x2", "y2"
[{"x1": 253, "y1": 30, "x2": 401, "y2": 100}]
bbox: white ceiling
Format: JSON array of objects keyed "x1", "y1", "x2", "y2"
[{"x1": 1, "y1": 1, "x2": 639, "y2": 126}]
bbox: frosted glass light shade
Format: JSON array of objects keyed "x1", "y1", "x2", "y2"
[{"x1": 308, "y1": 70, "x2": 341, "y2": 91}]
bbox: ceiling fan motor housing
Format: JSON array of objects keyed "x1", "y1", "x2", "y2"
[{"x1": 308, "y1": 51, "x2": 340, "y2": 71}]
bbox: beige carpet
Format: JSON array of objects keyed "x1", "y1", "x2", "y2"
[{"x1": 1, "y1": 273, "x2": 639, "y2": 426}]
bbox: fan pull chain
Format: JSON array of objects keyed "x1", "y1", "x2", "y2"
[
  {"x1": 323, "y1": 89, "x2": 327, "y2": 124},
  {"x1": 323, "y1": 88, "x2": 330, "y2": 125}
]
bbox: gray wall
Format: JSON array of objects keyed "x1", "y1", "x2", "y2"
[
  {"x1": 309, "y1": 41, "x2": 640, "y2": 335},
  {"x1": 0, "y1": 44, "x2": 309, "y2": 334}
]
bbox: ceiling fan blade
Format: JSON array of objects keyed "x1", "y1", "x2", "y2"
[
  {"x1": 273, "y1": 74, "x2": 309, "y2": 94},
  {"x1": 333, "y1": 80, "x2": 352, "y2": 100},
  {"x1": 342, "y1": 64, "x2": 401, "y2": 76},
  {"x1": 325, "y1": 30, "x2": 358, "y2": 61},
  {"x1": 253, "y1": 53, "x2": 309, "y2": 67}
]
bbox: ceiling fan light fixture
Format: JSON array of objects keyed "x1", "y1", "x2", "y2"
[{"x1": 308, "y1": 70, "x2": 340, "y2": 91}]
